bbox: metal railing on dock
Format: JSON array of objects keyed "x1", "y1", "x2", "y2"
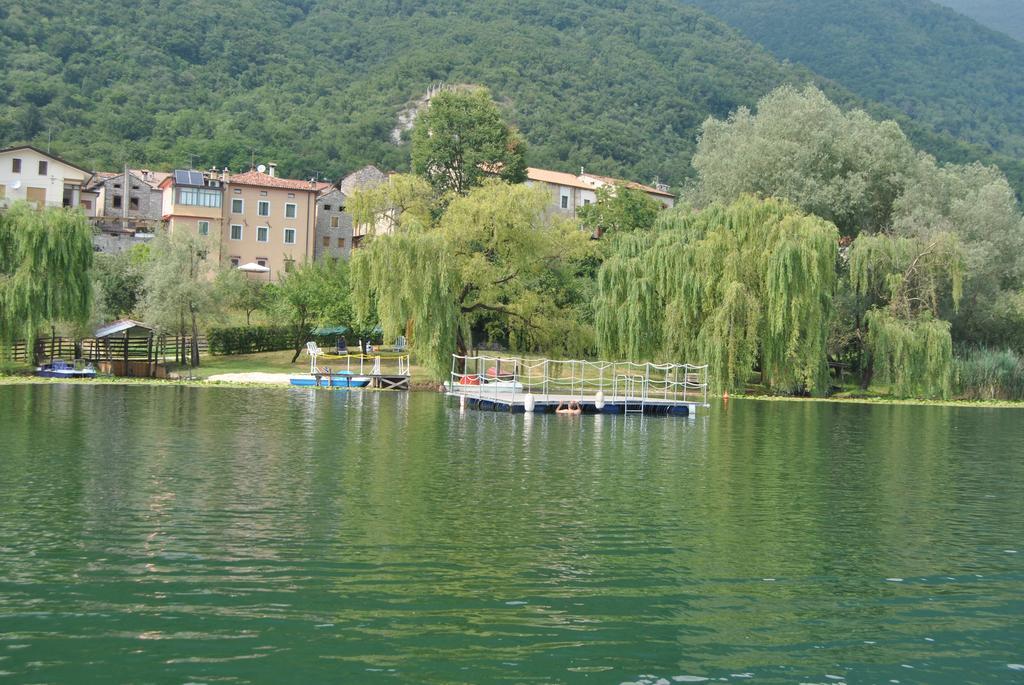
[{"x1": 447, "y1": 354, "x2": 709, "y2": 411}]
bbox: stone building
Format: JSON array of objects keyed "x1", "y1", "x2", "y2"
[
  {"x1": 314, "y1": 188, "x2": 353, "y2": 259},
  {"x1": 314, "y1": 165, "x2": 387, "y2": 259},
  {"x1": 85, "y1": 169, "x2": 169, "y2": 250}
]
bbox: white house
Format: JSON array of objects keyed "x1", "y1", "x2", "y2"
[
  {"x1": 525, "y1": 167, "x2": 675, "y2": 218},
  {"x1": 0, "y1": 145, "x2": 93, "y2": 210}
]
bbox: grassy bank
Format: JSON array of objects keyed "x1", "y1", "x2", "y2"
[{"x1": 735, "y1": 392, "x2": 1024, "y2": 410}]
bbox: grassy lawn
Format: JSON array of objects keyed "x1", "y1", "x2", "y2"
[{"x1": 186, "y1": 349, "x2": 306, "y2": 379}]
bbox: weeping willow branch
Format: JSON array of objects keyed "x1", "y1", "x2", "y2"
[
  {"x1": 596, "y1": 195, "x2": 839, "y2": 394},
  {"x1": 0, "y1": 203, "x2": 94, "y2": 358},
  {"x1": 849, "y1": 230, "x2": 963, "y2": 397},
  {"x1": 351, "y1": 179, "x2": 596, "y2": 379}
]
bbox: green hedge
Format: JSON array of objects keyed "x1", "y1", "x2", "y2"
[{"x1": 207, "y1": 326, "x2": 297, "y2": 355}]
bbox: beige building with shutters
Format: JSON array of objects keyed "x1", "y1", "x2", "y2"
[
  {"x1": 222, "y1": 165, "x2": 323, "y2": 280},
  {"x1": 0, "y1": 145, "x2": 92, "y2": 210}
]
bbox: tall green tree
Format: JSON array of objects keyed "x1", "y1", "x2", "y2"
[
  {"x1": 0, "y1": 203, "x2": 94, "y2": 357},
  {"x1": 595, "y1": 195, "x2": 839, "y2": 394},
  {"x1": 411, "y1": 88, "x2": 527, "y2": 197},
  {"x1": 92, "y1": 244, "x2": 149, "y2": 321},
  {"x1": 689, "y1": 84, "x2": 917, "y2": 236},
  {"x1": 215, "y1": 267, "x2": 270, "y2": 326},
  {"x1": 892, "y1": 159, "x2": 1024, "y2": 349},
  {"x1": 577, "y1": 184, "x2": 663, "y2": 236},
  {"x1": 138, "y1": 231, "x2": 214, "y2": 367},
  {"x1": 272, "y1": 258, "x2": 357, "y2": 363},
  {"x1": 351, "y1": 178, "x2": 595, "y2": 378}
]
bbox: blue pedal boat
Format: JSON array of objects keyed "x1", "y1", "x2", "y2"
[{"x1": 289, "y1": 372, "x2": 371, "y2": 388}]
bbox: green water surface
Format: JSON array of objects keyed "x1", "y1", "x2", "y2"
[{"x1": 0, "y1": 385, "x2": 1021, "y2": 684}]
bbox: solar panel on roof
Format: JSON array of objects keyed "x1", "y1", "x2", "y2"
[
  {"x1": 174, "y1": 170, "x2": 191, "y2": 185},
  {"x1": 188, "y1": 171, "x2": 204, "y2": 186}
]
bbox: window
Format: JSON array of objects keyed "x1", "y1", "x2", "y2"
[
  {"x1": 330, "y1": 216, "x2": 339, "y2": 228},
  {"x1": 38, "y1": 161, "x2": 48, "y2": 175},
  {"x1": 113, "y1": 183, "x2": 121, "y2": 189},
  {"x1": 231, "y1": 198, "x2": 243, "y2": 213},
  {"x1": 284, "y1": 259, "x2": 295, "y2": 273},
  {"x1": 178, "y1": 188, "x2": 222, "y2": 208},
  {"x1": 337, "y1": 237, "x2": 344, "y2": 247},
  {"x1": 230, "y1": 257, "x2": 240, "y2": 268},
  {"x1": 233, "y1": 188, "x2": 241, "y2": 194},
  {"x1": 230, "y1": 224, "x2": 243, "y2": 240},
  {"x1": 287, "y1": 193, "x2": 295, "y2": 198},
  {"x1": 129, "y1": 196, "x2": 140, "y2": 210},
  {"x1": 260, "y1": 190, "x2": 268, "y2": 196},
  {"x1": 256, "y1": 258, "x2": 267, "y2": 268},
  {"x1": 257, "y1": 200, "x2": 269, "y2": 216},
  {"x1": 198, "y1": 220, "x2": 210, "y2": 236},
  {"x1": 323, "y1": 204, "x2": 332, "y2": 211},
  {"x1": 257, "y1": 226, "x2": 269, "y2": 242},
  {"x1": 82, "y1": 199, "x2": 91, "y2": 209},
  {"x1": 560, "y1": 190, "x2": 570, "y2": 209},
  {"x1": 131, "y1": 185, "x2": 140, "y2": 190},
  {"x1": 583, "y1": 198, "x2": 592, "y2": 206},
  {"x1": 322, "y1": 236, "x2": 330, "y2": 247},
  {"x1": 12, "y1": 158, "x2": 21, "y2": 173},
  {"x1": 284, "y1": 228, "x2": 296, "y2": 245},
  {"x1": 112, "y1": 195, "x2": 122, "y2": 208},
  {"x1": 285, "y1": 203, "x2": 297, "y2": 219}
]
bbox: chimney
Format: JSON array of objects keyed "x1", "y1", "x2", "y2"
[
  {"x1": 268, "y1": 163, "x2": 277, "y2": 178},
  {"x1": 221, "y1": 167, "x2": 230, "y2": 182}
]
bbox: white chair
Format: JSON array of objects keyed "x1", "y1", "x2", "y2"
[{"x1": 305, "y1": 341, "x2": 324, "y2": 374}]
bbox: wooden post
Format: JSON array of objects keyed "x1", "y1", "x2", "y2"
[
  {"x1": 122, "y1": 333, "x2": 129, "y2": 376},
  {"x1": 147, "y1": 333, "x2": 154, "y2": 378}
]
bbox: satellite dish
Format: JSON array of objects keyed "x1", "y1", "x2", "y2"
[
  {"x1": 11, "y1": 180, "x2": 21, "y2": 190},
  {"x1": 257, "y1": 164, "x2": 267, "y2": 173}
]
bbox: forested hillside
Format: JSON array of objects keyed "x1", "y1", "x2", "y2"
[
  {"x1": 932, "y1": 0, "x2": 1024, "y2": 42},
  {"x1": 0, "y1": 0, "x2": 820, "y2": 186},
  {"x1": 2, "y1": 0, "x2": 1020, "y2": 193},
  {"x1": 684, "y1": 0, "x2": 1024, "y2": 189}
]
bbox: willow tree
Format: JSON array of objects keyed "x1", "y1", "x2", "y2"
[
  {"x1": 596, "y1": 195, "x2": 839, "y2": 394},
  {"x1": 849, "y1": 232, "x2": 963, "y2": 397},
  {"x1": 350, "y1": 177, "x2": 594, "y2": 379},
  {"x1": 0, "y1": 202, "x2": 94, "y2": 358}
]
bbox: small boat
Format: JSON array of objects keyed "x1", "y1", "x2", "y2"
[
  {"x1": 35, "y1": 359, "x2": 97, "y2": 379},
  {"x1": 289, "y1": 372, "x2": 371, "y2": 388}
]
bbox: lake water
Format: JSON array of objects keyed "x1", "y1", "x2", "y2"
[{"x1": 0, "y1": 385, "x2": 1022, "y2": 684}]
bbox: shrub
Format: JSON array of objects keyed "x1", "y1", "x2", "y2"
[
  {"x1": 207, "y1": 326, "x2": 296, "y2": 356},
  {"x1": 954, "y1": 347, "x2": 1024, "y2": 400}
]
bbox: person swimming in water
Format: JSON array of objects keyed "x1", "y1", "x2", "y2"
[{"x1": 555, "y1": 400, "x2": 582, "y2": 415}]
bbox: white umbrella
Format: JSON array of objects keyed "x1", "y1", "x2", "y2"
[{"x1": 237, "y1": 262, "x2": 271, "y2": 273}]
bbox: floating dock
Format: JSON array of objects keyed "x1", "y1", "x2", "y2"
[
  {"x1": 302, "y1": 344, "x2": 411, "y2": 390},
  {"x1": 446, "y1": 355, "x2": 710, "y2": 416}
]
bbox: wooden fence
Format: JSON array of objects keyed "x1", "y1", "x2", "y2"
[{"x1": 6, "y1": 336, "x2": 208, "y2": 364}]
